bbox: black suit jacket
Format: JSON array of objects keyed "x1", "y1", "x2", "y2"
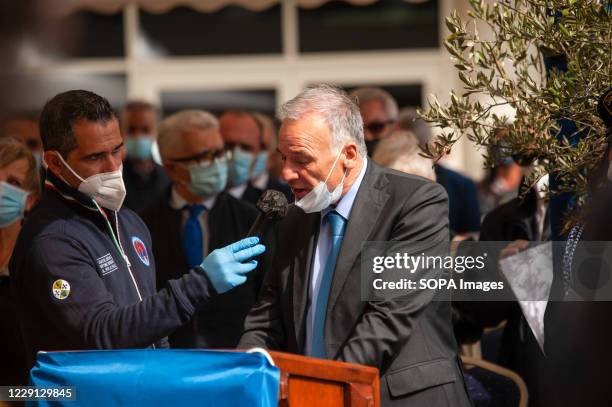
[
  {"x1": 455, "y1": 188, "x2": 549, "y2": 406},
  {"x1": 140, "y1": 190, "x2": 263, "y2": 348},
  {"x1": 544, "y1": 185, "x2": 612, "y2": 407},
  {"x1": 435, "y1": 165, "x2": 481, "y2": 235},
  {"x1": 239, "y1": 161, "x2": 471, "y2": 407},
  {"x1": 123, "y1": 158, "x2": 171, "y2": 212}
]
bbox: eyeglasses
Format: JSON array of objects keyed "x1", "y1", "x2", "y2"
[
  {"x1": 365, "y1": 120, "x2": 395, "y2": 135},
  {"x1": 170, "y1": 148, "x2": 231, "y2": 166}
]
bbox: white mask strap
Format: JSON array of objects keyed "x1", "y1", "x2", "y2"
[
  {"x1": 323, "y1": 148, "x2": 344, "y2": 186},
  {"x1": 54, "y1": 152, "x2": 86, "y2": 183}
]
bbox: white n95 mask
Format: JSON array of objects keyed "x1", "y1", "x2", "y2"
[
  {"x1": 56, "y1": 153, "x2": 126, "y2": 212},
  {"x1": 295, "y1": 150, "x2": 346, "y2": 213}
]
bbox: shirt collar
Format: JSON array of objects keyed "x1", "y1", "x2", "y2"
[
  {"x1": 251, "y1": 172, "x2": 269, "y2": 190},
  {"x1": 228, "y1": 183, "x2": 248, "y2": 200},
  {"x1": 170, "y1": 186, "x2": 217, "y2": 211},
  {"x1": 324, "y1": 158, "x2": 368, "y2": 221}
]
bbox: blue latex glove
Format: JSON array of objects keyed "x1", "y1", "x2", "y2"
[{"x1": 200, "y1": 236, "x2": 266, "y2": 294}]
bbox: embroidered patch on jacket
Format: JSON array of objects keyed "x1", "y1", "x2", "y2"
[
  {"x1": 132, "y1": 236, "x2": 150, "y2": 266},
  {"x1": 97, "y1": 253, "x2": 119, "y2": 276},
  {"x1": 52, "y1": 279, "x2": 70, "y2": 300}
]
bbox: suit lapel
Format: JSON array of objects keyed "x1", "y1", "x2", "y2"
[
  {"x1": 292, "y1": 210, "x2": 320, "y2": 352},
  {"x1": 208, "y1": 193, "x2": 229, "y2": 250},
  {"x1": 327, "y1": 162, "x2": 390, "y2": 317}
]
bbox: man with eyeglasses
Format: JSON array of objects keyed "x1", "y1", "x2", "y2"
[
  {"x1": 140, "y1": 109, "x2": 267, "y2": 349},
  {"x1": 350, "y1": 87, "x2": 399, "y2": 156}
]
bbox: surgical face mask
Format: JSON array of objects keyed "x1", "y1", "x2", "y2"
[
  {"x1": 0, "y1": 181, "x2": 29, "y2": 227},
  {"x1": 228, "y1": 147, "x2": 255, "y2": 187},
  {"x1": 188, "y1": 158, "x2": 228, "y2": 198},
  {"x1": 125, "y1": 136, "x2": 154, "y2": 160},
  {"x1": 252, "y1": 151, "x2": 268, "y2": 178},
  {"x1": 56, "y1": 153, "x2": 126, "y2": 212},
  {"x1": 295, "y1": 150, "x2": 346, "y2": 214}
]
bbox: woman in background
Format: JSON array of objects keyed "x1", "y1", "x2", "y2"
[{"x1": 0, "y1": 136, "x2": 40, "y2": 385}]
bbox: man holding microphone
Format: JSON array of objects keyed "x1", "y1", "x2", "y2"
[{"x1": 10, "y1": 90, "x2": 265, "y2": 368}]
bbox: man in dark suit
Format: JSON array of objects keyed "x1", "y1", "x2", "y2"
[
  {"x1": 454, "y1": 175, "x2": 549, "y2": 406},
  {"x1": 140, "y1": 109, "x2": 263, "y2": 349},
  {"x1": 239, "y1": 85, "x2": 471, "y2": 407}
]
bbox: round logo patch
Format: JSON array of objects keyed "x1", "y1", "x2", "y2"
[
  {"x1": 52, "y1": 279, "x2": 70, "y2": 300},
  {"x1": 132, "y1": 236, "x2": 150, "y2": 266}
]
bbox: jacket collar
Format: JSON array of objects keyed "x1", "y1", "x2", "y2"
[{"x1": 44, "y1": 169, "x2": 99, "y2": 212}]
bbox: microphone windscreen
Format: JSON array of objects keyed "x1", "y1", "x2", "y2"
[{"x1": 257, "y1": 189, "x2": 289, "y2": 220}]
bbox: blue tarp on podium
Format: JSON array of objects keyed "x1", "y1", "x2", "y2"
[{"x1": 28, "y1": 349, "x2": 280, "y2": 406}]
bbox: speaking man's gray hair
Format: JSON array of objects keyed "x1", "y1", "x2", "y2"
[
  {"x1": 278, "y1": 84, "x2": 367, "y2": 157},
  {"x1": 157, "y1": 109, "x2": 219, "y2": 160},
  {"x1": 349, "y1": 87, "x2": 399, "y2": 121}
]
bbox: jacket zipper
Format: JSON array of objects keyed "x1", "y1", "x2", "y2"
[{"x1": 97, "y1": 203, "x2": 156, "y2": 350}]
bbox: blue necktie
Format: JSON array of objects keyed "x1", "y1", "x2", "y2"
[
  {"x1": 311, "y1": 210, "x2": 346, "y2": 358},
  {"x1": 183, "y1": 204, "x2": 205, "y2": 268}
]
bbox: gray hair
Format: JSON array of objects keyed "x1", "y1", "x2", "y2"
[
  {"x1": 372, "y1": 130, "x2": 436, "y2": 181},
  {"x1": 350, "y1": 87, "x2": 399, "y2": 121},
  {"x1": 278, "y1": 84, "x2": 367, "y2": 157},
  {"x1": 157, "y1": 109, "x2": 218, "y2": 160}
]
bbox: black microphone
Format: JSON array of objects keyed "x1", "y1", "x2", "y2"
[{"x1": 247, "y1": 189, "x2": 289, "y2": 237}]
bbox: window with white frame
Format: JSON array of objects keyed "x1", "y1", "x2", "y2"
[{"x1": 21, "y1": 0, "x2": 483, "y2": 177}]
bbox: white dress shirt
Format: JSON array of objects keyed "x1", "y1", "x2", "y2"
[
  {"x1": 251, "y1": 172, "x2": 269, "y2": 190},
  {"x1": 305, "y1": 158, "x2": 368, "y2": 355},
  {"x1": 170, "y1": 187, "x2": 217, "y2": 257},
  {"x1": 228, "y1": 183, "x2": 248, "y2": 200}
]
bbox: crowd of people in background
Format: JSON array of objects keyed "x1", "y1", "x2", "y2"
[{"x1": 1, "y1": 84, "x2": 611, "y2": 406}]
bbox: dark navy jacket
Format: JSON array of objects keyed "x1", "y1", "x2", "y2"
[
  {"x1": 435, "y1": 164, "x2": 481, "y2": 235},
  {"x1": 10, "y1": 171, "x2": 215, "y2": 368}
]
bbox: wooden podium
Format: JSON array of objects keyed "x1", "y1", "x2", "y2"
[{"x1": 268, "y1": 351, "x2": 380, "y2": 407}]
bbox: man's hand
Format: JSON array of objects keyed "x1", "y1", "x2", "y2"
[{"x1": 200, "y1": 237, "x2": 266, "y2": 294}]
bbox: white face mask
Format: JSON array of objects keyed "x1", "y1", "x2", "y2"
[
  {"x1": 295, "y1": 150, "x2": 346, "y2": 213},
  {"x1": 56, "y1": 153, "x2": 126, "y2": 212}
]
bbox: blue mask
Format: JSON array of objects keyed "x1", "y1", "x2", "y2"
[
  {"x1": 0, "y1": 181, "x2": 29, "y2": 227},
  {"x1": 125, "y1": 136, "x2": 154, "y2": 160},
  {"x1": 228, "y1": 148, "x2": 255, "y2": 187},
  {"x1": 251, "y1": 151, "x2": 268, "y2": 178},
  {"x1": 188, "y1": 158, "x2": 228, "y2": 197}
]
